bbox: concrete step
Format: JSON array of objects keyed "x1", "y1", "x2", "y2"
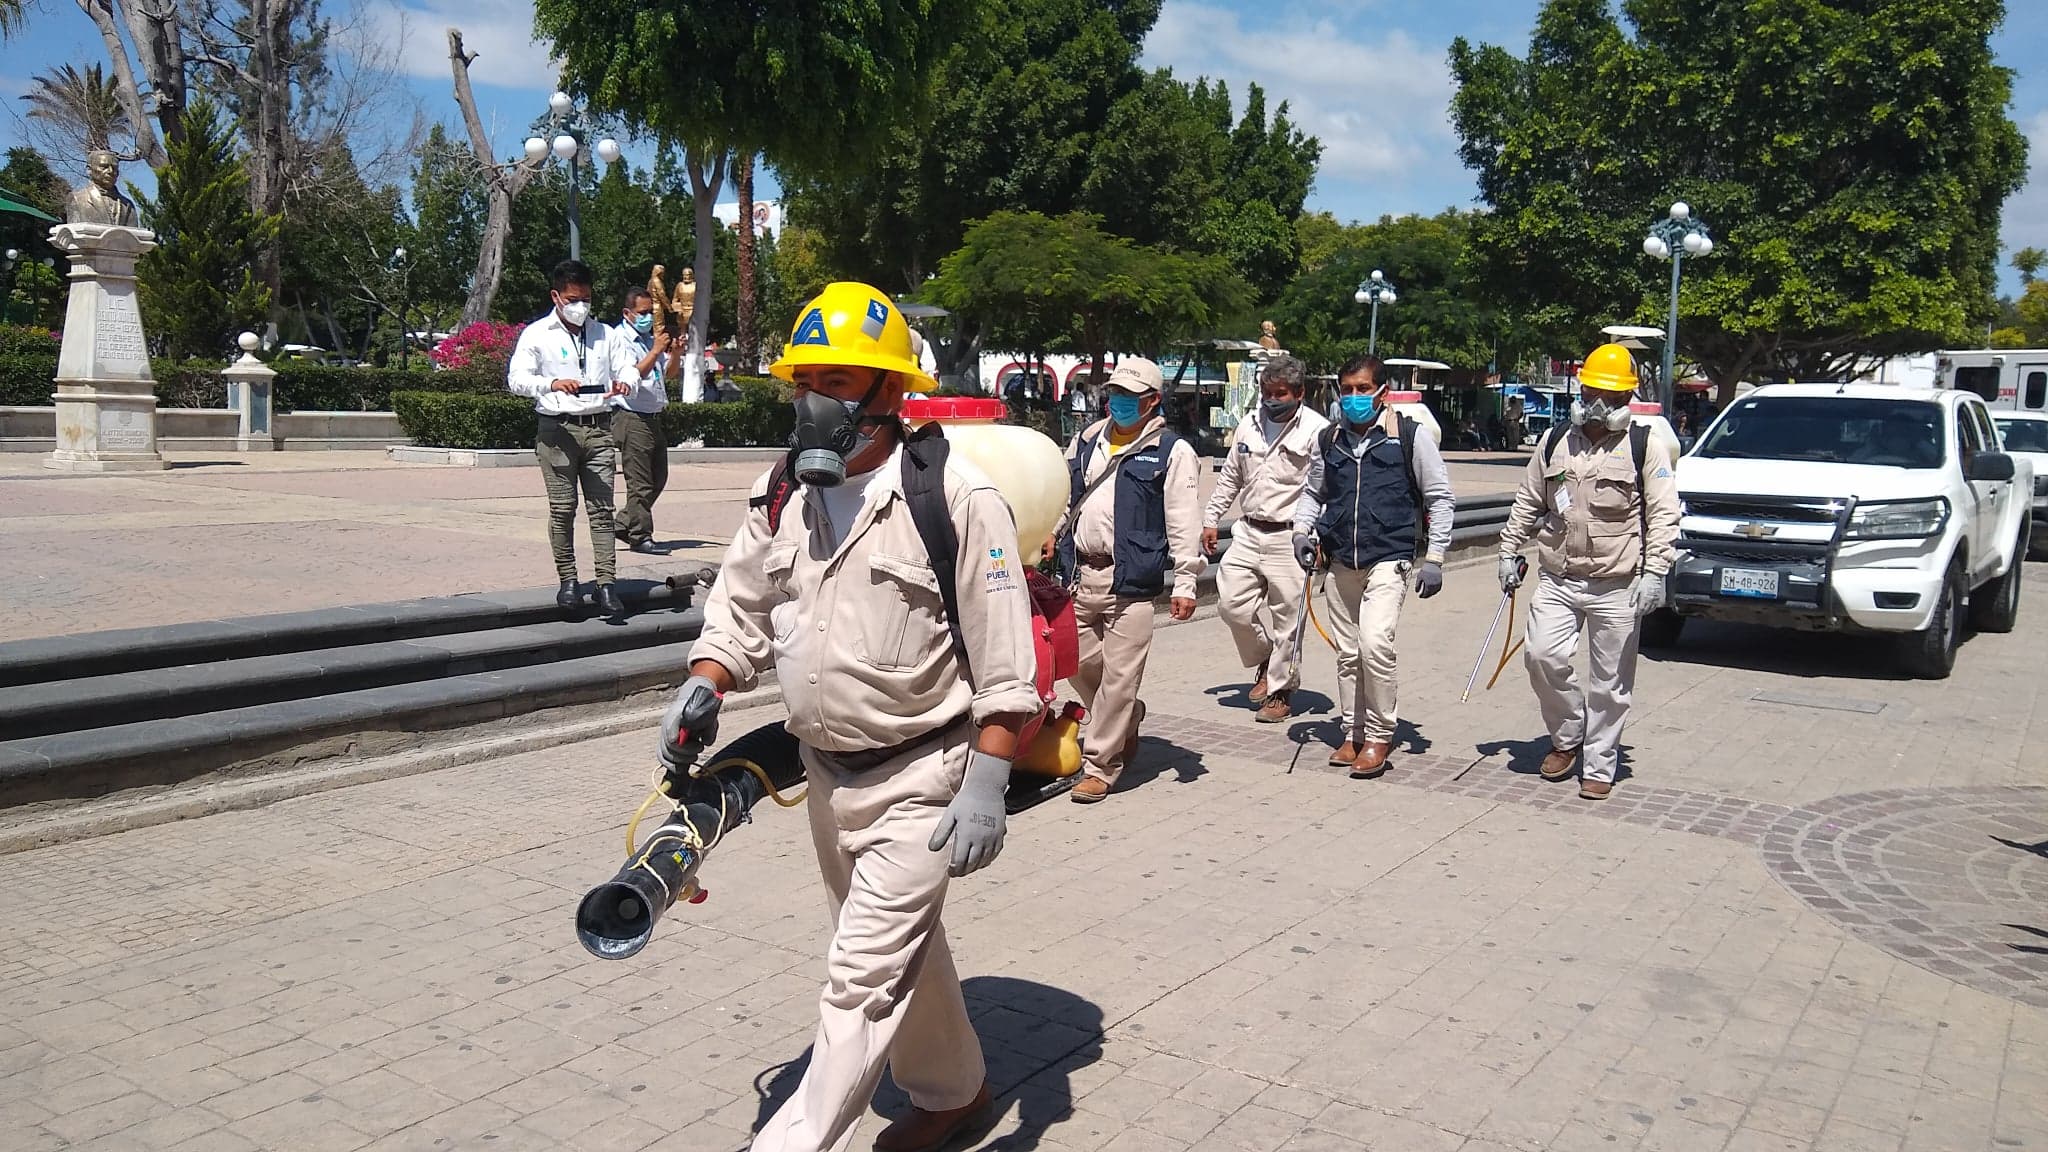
[
  {"x1": 0, "y1": 637, "x2": 702, "y2": 809},
  {"x1": 0, "y1": 572, "x2": 709, "y2": 689},
  {"x1": 0, "y1": 607, "x2": 704, "y2": 741}
]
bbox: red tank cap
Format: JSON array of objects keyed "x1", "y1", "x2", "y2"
[
  {"x1": 1628, "y1": 400, "x2": 1664, "y2": 415},
  {"x1": 903, "y1": 396, "x2": 1006, "y2": 421},
  {"x1": 1385, "y1": 390, "x2": 1424, "y2": 404}
]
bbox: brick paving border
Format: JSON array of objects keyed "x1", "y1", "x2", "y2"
[{"x1": 1145, "y1": 709, "x2": 2048, "y2": 1010}]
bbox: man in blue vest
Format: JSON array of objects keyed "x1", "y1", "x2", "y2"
[
  {"x1": 1292, "y1": 355, "x2": 1456, "y2": 777},
  {"x1": 1055, "y1": 357, "x2": 1205, "y2": 803}
]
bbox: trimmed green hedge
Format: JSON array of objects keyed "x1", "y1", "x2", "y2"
[
  {"x1": 0, "y1": 354, "x2": 505, "y2": 411},
  {"x1": 0, "y1": 354, "x2": 57, "y2": 405},
  {"x1": 393, "y1": 376, "x2": 798, "y2": 451},
  {"x1": 393, "y1": 392, "x2": 538, "y2": 449}
]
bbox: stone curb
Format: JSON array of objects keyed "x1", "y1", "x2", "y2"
[{"x1": 388, "y1": 445, "x2": 788, "y2": 468}]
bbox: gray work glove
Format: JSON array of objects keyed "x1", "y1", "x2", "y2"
[
  {"x1": 1497, "y1": 555, "x2": 1525, "y2": 591},
  {"x1": 1631, "y1": 572, "x2": 1667, "y2": 617},
  {"x1": 657, "y1": 674, "x2": 723, "y2": 780},
  {"x1": 1292, "y1": 532, "x2": 1318, "y2": 572},
  {"x1": 1414, "y1": 560, "x2": 1444, "y2": 599},
  {"x1": 929, "y1": 749, "x2": 1011, "y2": 876}
]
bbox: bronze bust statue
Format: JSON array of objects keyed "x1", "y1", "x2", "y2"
[{"x1": 66, "y1": 150, "x2": 140, "y2": 228}]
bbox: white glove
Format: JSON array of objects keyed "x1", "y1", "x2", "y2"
[
  {"x1": 928, "y1": 750, "x2": 1010, "y2": 876},
  {"x1": 1631, "y1": 572, "x2": 1667, "y2": 617},
  {"x1": 1497, "y1": 555, "x2": 1525, "y2": 591}
]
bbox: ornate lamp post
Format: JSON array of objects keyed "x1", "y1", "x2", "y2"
[
  {"x1": 1642, "y1": 202, "x2": 1714, "y2": 413},
  {"x1": 523, "y1": 92, "x2": 620, "y2": 263},
  {"x1": 385, "y1": 246, "x2": 414, "y2": 369},
  {"x1": 1352, "y1": 269, "x2": 1397, "y2": 356},
  {"x1": 1, "y1": 249, "x2": 18, "y2": 324}
]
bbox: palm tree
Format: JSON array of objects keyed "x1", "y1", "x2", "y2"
[
  {"x1": 22, "y1": 63, "x2": 132, "y2": 154},
  {"x1": 0, "y1": 0, "x2": 25, "y2": 40},
  {"x1": 2015, "y1": 248, "x2": 2046, "y2": 286}
]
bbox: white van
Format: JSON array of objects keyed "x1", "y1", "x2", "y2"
[{"x1": 1934, "y1": 349, "x2": 2048, "y2": 412}]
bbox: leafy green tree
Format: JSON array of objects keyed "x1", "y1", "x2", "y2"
[
  {"x1": 410, "y1": 124, "x2": 487, "y2": 321},
  {"x1": 925, "y1": 211, "x2": 1247, "y2": 382},
  {"x1": 2015, "y1": 247, "x2": 2046, "y2": 286},
  {"x1": 132, "y1": 98, "x2": 278, "y2": 359},
  {"x1": 535, "y1": 0, "x2": 970, "y2": 368},
  {"x1": 1270, "y1": 211, "x2": 1524, "y2": 374},
  {"x1": 1450, "y1": 0, "x2": 2028, "y2": 401}
]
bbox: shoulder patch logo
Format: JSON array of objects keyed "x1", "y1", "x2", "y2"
[{"x1": 791, "y1": 308, "x2": 831, "y2": 346}]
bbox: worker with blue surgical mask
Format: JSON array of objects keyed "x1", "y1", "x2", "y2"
[{"x1": 1049, "y1": 358, "x2": 1205, "y2": 804}]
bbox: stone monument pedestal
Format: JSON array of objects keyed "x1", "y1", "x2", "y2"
[{"x1": 45, "y1": 222, "x2": 167, "y2": 472}]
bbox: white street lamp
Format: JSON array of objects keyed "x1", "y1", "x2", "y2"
[
  {"x1": 1643, "y1": 201, "x2": 1716, "y2": 413},
  {"x1": 523, "y1": 137, "x2": 548, "y2": 163},
  {"x1": 1353, "y1": 269, "x2": 1397, "y2": 355},
  {"x1": 594, "y1": 138, "x2": 622, "y2": 165},
  {"x1": 548, "y1": 90, "x2": 573, "y2": 116},
  {"x1": 551, "y1": 134, "x2": 579, "y2": 161}
]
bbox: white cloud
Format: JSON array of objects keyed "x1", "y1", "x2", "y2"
[
  {"x1": 2002, "y1": 108, "x2": 2048, "y2": 289},
  {"x1": 1143, "y1": 2, "x2": 1461, "y2": 187},
  {"x1": 365, "y1": 0, "x2": 558, "y2": 91}
]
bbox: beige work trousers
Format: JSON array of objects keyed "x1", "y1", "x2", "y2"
[
  {"x1": 1523, "y1": 572, "x2": 1639, "y2": 784},
  {"x1": 1326, "y1": 559, "x2": 1409, "y2": 743},
  {"x1": 1070, "y1": 564, "x2": 1156, "y2": 787},
  {"x1": 750, "y1": 730, "x2": 984, "y2": 1152},
  {"x1": 1216, "y1": 521, "x2": 1310, "y2": 695}
]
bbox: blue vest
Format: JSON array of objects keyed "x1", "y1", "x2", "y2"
[
  {"x1": 1060, "y1": 428, "x2": 1181, "y2": 598},
  {"x1": 1315, "y1": 425, "x2": 1417, "y2": 570}
]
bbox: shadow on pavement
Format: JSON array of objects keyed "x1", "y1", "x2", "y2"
[
  {"x1": 746, "y1": 977, "x2": 1107, "y2": 1152},
  {"x1": 1640, "y1": 618, "x2": 1919, "y2": 680},
  {"x1": 1117, "y1": 736, "x2": 1207, "y2": 792},
  {"x1": 1201, "y1": 681, "x2": 1335, "y2": 717}
]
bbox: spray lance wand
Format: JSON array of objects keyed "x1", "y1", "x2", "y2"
[
  {"x1": 1462, "y1": 555, "x2": 1529, "y2": 704},
  {"x1": 574, "y1": 722, "x2": 808, "y2": 960}
]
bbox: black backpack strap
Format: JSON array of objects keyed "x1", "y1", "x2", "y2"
[
  {"x1": 749, "y1": 449, "x2": 801, "y2": 534},
  {"x1": 1397, "y1": 415, "x2": 1427, "y2": 558},
  {"x1": 1630, "y1": 422, "x2": 1651, "y2": 573},
  {"x1": 1542, "y1": 423, "x2": 1568, "y2": 468},
  {"x1": 901, "y1": 426, "x2": 969, "y2": 668}
]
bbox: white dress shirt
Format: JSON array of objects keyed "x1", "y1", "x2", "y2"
[
  {"x1": 611, "y1": 331, "x2": 673, "y2": 415},
  {"x1": 506, "y1": 309, "x2": 622, "y2": 417}
]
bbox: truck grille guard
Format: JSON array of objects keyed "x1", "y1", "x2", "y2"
[{"x1": 1677, "y1": 492, "x2": 1859, "y2": 625}]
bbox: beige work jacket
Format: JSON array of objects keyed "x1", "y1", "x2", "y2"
[
  {"x1": 1203, "y1": 407, "x2": 1331, "y2": 528},
  {"x1": 1499, "y1": 426, "x2": 1682, "y2": 579}
]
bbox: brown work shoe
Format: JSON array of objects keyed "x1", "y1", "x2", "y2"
[
  {"x1": 1070, "y1": 776, "x2": 1110, "y2": 804},
  {"x1": 1350, "y1": 740, "x2": 1392, "y2": 779},
  {"x1": 1247, "y1": 675, "x2": 1271, "y2": 705},
  {"x1": 1579, "y1": 778, "x2": 1612, "y2": 800},
  {"x1": 1255, "y1": 691, "x2": 1293, "y2": 723},
  {"x1": 874, "y1": 1083, "x2": 992, "y2": 1152},
  {"x1": 1328, "y1": 740, "x2": 1358, "y2": 767},
  {"x1": 1539, "y1": 744, "x2": 1580, "y2": 781}
]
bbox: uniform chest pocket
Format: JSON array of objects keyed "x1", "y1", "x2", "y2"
[
  {"x1": 858, "y1": 553, "x2": 947, "y2": 671},
  {"x1": 1117, "y1": 457, "x2": 1167, "y2": 531},
  {"x1": 764, "y1": 542, "x2": 800, "y2": 642},
  {"x1": 1588, "y1": 458, "x2": 1640, "y2": 521}
]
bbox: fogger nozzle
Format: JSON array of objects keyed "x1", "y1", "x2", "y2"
[{"x1": 575, "y1": 871, "x2": 672, "y2": 959}]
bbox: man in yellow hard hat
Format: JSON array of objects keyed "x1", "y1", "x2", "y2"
[
  {"x1": 659, "y1": 283, "x2": 1039, "y2": 1152},
  {"x1": 1495, "y1": 343, "x2": 1681, "y2": 799}
]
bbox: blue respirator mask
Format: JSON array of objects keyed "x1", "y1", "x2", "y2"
[
  {"x1": 1106, "y1": 392, "x2": 1146, "y2": 428},
  {"x1": 1338, "y1": 393, "x2": 1379, "y2": 425}
]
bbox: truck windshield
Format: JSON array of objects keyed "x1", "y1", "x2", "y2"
[
  {"x1": 1996, "y1": 419, "x2": 2048, "y2": 453},
  {"x1": 1695, "y1": 397, "x2": 1943, "y2": 468}
]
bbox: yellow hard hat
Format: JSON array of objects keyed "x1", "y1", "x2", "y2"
[
  {"x1": 1578, "y1": 343, "x2": 1640, "y2": 393},
  {"x1": 770, "y1": 282, "x2": 938, "y2": 393}
]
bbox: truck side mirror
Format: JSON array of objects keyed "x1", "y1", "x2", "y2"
[{"x1": 1966, "y1": 452, "x2": 2015, "y2": 483}]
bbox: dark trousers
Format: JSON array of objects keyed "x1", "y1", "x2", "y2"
[
  {"x1": 611, "y1": 409, "x2": 669, "y2": 546},
  {"x1": 536, "y1": 415, "x2": 617, "y2": 584}
]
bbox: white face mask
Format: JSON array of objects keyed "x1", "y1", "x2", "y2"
[{"x1": 559, "y1": 300, "x2": 591, "y2": 327}]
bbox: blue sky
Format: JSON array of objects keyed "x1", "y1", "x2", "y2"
[{"x1": 5, "y1": 0, "x2": 2044, "y2": 295}]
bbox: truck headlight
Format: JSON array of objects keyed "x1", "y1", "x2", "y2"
[{"x1": 1843, "y1": 498, "x2": 1949, "y2": 540}]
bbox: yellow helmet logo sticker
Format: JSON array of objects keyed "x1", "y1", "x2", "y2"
[{"x1": 791, "y1": 308, "x2": 830, "y2": 346}]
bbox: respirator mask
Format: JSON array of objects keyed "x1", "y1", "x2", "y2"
[
  {"x1": 790, "y1": 372, "x2": 891, "y2": 488},
  {"x1": 1570, "y1": 394, "x2": 1632, "y2": 432}
]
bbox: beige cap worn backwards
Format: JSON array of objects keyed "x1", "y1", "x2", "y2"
[{"x1": 1105, "y1": 358, "x2": 1163, "y2": 395}]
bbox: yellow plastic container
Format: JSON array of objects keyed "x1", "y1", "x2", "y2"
[
  {"x1": 902, "y1": 397, "x2": 1069, "y2": 558},
  {"x1": 1014, "y1": 703, "x2": 1085, "y2": 778}
]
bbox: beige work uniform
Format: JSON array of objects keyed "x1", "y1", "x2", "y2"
[
  {"x1": 1061, "y1": 416, "x2": 1204, "y2": 787},
  {"x1": 1498, "y1": 425, "x2": 1681, "y2": 782},
  {"x1": 1204, "y1": 408, "x2": 1329, "y2": 695},
  {"x1": 693, "y1": 446, "x2": 1038, "y2": 1152}
]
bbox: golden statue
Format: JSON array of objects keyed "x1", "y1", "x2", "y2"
[
  {"x1": 646, "y1": 265, "x2": 699, "y2": 339},
  {"x1": 66, "y1": 149, "x2": 141, "y2": 228},
  {"x1": 674, "y1": 268, "x2": 696, "y2": 332},
  {"x1": 1259, "y1": 320, "x2": 1280, "y2": 350}
]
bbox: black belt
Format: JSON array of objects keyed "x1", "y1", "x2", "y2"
[
  {"x1": 1240, "y1": 516, "x2": 1290, "y2": 532},
  {"x1": 1075, "y1": 552, "x2": 1115, "y2": 569},
  {"x1": 541, "y1": 411, "x2": 608, "y2": 426},
  {"x1": 817, "y1": 717, "x2": 964, "y2": 773}
]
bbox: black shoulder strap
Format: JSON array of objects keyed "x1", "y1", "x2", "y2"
[
  {"x1": 1630, "y1": 422, "x2": 1651, "y2": 564},
  {"x1": 750, "y1": 450, "x2": 801, "y2": 534},
  {"x1": 1318, "y1": 424, "x2": 1339, "y2": 456},
  {"x1": 1542, "y1": 423, "x2": 1568, "y2": 468},
  {"x1": 901, "y1": 426, "x2": 969, "y2": 667},
  {"x1": 1398, "y1": 415, "x2": 1423, "y2": 507}
]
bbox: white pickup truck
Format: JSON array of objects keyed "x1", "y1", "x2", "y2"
[{"x1": 1652, "y1": 383, "x2": 2032, "y2": 678}]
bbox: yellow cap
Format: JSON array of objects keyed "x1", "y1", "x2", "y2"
[
  {"x1": 770, "y1": 282, "x2": 938, "y2": 393},
  {"x1": 1578, "y1": 343, "x2": 1639, "y2": 393}
]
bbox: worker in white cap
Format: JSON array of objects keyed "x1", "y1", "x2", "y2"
[{"x1": 1053, "y1": 356, "x2": 1204, "y2": 803}]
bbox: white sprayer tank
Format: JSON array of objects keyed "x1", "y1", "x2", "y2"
[
  {"x1": 1382, "y1": 390, "x2": 1442, "y2": 446},
  {"x1": 902, "y1": 397, "x2": 1068, "y2": 556},
  {"x1": 1628, "y1": 400, "x2": 1681, "y2": 462}
]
